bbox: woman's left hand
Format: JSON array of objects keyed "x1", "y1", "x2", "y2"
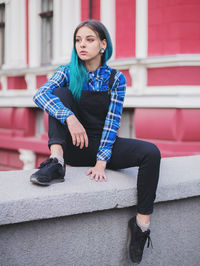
[{"x1": 86, "y1": 161, "x2": 107, "y2": 182}]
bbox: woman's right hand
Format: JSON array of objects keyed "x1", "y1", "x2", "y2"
[{"x1": 66, "y1": 115, "x2": 88, "y2": 149}]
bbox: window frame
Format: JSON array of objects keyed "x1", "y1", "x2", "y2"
[{"x1": 39, "y1": 0, "x2": 53, "y2": 65}]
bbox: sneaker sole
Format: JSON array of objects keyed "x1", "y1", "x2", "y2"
[{"x1": 30, "y1": 175, "x2": 65, "y2": 186}]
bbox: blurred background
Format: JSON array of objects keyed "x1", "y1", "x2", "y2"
[{"x1": 0, "y1": 0, "x2": 200, "y2": 171}]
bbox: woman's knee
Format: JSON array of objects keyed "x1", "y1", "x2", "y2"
[
  {"x1": 53, "y1": 87, "x2": 75, "y2": 108},
  {"x1": 143, "y1": 142, "x2": 161, "y2": 162},
  {"x1": 53, "y1": 86, "x2": 70, "y2": 98}
]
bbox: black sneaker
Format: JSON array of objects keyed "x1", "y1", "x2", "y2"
[
  {"x1": 30, "y1": 158, "x2": 66, "y2": 186},
  {"x1": 128, "y1": 216, "x2": 152, "y2": 264}
]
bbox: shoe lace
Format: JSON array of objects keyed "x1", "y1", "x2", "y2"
[
  {"x1": 38, "y1": 158, "x2": 54, "y2": 169},
  {"x1": 143, "y1": 231, "x2": 153, "y2": 249}
]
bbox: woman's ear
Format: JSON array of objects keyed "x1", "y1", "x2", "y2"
[{"x1": 101, "y1": 39, "x2": 107, "y2": 50}]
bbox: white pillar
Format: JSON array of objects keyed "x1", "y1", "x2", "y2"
[
  {"x1": 135, "y1": 0, "x2": 148, "y2": 58},
  {"x1": 52, "y1": 0, "x2": 81, "y2": 65},
  {"x1": 0, "y1": 75, "x2": 7, "y2": 91},
  {"x1": 25, "y1": 73, "x2": 36, "y2": 92},
  {"x1": 100, "y1": 0, "x2": 115, "y2": 59},
  {"x1": 28, "y1": 0, "x2": 41, "y2": 68},
  {"x1": 19, "y1": 149, "x2": 36, "y2": 170},
  {"x1": 129, "y1": 65, "x2": 147, "y2": 93},
  {"x1": 4, "y1": 0, "x2": 26, "y2": 69}
]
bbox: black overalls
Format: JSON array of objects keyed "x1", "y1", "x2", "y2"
[{"x1": 48, "y1": 72, "x2": 161, "y2": 215}]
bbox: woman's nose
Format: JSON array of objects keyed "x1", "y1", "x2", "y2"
[{"x1": 80, "y1": 39, "x2": 86, "y2": 47}]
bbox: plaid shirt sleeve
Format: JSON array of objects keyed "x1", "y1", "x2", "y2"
[
  {"x1": 33, "y1": 66, "x2": 74, "y2": 125},
  {"x1": 96, "y1": 71, "x2": 126, "y2": 162}
]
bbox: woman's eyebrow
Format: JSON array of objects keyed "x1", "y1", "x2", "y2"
[
  {"x1": 76, "y1": 34, "x2": 96, "y2": 38},
  {"x1": 86, "y1": 35, "x2": 96, "y2": 37}
]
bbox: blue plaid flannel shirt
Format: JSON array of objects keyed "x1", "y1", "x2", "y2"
[{"x1": 33, "y1": 64, "x2": 126, "y2": 162}]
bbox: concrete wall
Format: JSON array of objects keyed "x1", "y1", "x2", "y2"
[{"x1": 0, "y1": 155, "x2": 200, "y2": 266}]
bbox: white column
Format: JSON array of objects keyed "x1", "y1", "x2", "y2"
[
  {"x1": 0, "y1": 75, "x2": 7, "y2": 91},
  {"x1": 25, "y1": 73, "x2": 36, "y2": 92},
  {"x1": 28, "y1": 0, "x2": 41, "y2": 68},
  {"x1": 135, "y1": 0, "x2": 148, "y2": 58},
  {"x1": 4, "y1": 0, "x2": 26, "y2": 69},
  {"x1": 131, "y1": 0, "x2": 148, "y2": 93},
  {"x1": 129, "y1": 65, "x2": 147, "y2": 93},
  {"x1": 19, "y1": 149, "x2": 36, "y2": 170},
  {"x1": 100, "y1": 0, "x2": 115, "y2": 59},
  {"x1": 52, "y1": 0, "x2": 81, "y2": 65}
]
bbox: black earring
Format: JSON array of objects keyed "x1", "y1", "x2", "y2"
[{"x1": 100, "y1": 48, "x2": 105, "y2": 54}]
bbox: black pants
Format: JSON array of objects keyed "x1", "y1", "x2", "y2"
[{"x1": 48, "y1": 87, "x2": 161, "y2": 215}]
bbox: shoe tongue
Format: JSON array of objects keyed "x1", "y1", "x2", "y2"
[{"x1": 52, "y1": 157, "x2": 59, "y2": 163}]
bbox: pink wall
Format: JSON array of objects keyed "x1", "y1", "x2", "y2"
[
  {"x1": 148, "y1": 0, "x2": 200, "y2": 55},
  {"x1": 147, "y1": 66, "x2": 200, "y2": 86},
  {"x1": 134, "y1": 108, "x2": 200, "y2": 157},
  {"x1": 115, "y1": 0, "x2": 136, "y2": 58},
  {"x1": 7, "y1": 77, "x2": 27, "y2": 90},
  {"x1": 81, "y1": 0, "x2": 100, "y2": 21},
  {"x1": 36, "y1": 75, "x2": 48, "y2": 89}
]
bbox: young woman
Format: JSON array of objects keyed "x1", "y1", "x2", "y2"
[{"x1": 30, "y1": 19, "x2": 161, "y2": 264}]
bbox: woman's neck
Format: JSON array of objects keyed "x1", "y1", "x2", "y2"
[{"x1": 84, "y1": 57, "x2": 102, "y2": 72}]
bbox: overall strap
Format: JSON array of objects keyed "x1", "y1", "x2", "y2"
[{"x1": 108, "y1": 69, "x2": 117, "y2": 93}]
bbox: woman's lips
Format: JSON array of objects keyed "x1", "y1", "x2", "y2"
[{"x1": 80, "y1": 51, "x2": 87, "y2": 55}]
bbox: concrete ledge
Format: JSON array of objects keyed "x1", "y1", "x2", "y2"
[
  {"x1": 0, "y1": 155, "x2": 200, "y2": 226},
  {"x1": 0, "y1": 155, "x2": 200, "y2": 266}
]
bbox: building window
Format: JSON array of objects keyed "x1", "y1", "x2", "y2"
[
  {"x1": 39, "y1": 0, "x2": 53, "y2": 65},
  {"x1": 0, "y1": 3, "x2": 5, "y2": 67}
]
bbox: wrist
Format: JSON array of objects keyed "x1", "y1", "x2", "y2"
[
  {"x1": 66, "y1": 114, "x2": 75, "y2": 123},
  {"x1": 96, "y1": 160, "x2": 107, "y2": 168}
]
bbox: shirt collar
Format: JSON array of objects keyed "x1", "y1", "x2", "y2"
[{"x1": 87, "y1": 63, "x2": 108, "y2": 76}]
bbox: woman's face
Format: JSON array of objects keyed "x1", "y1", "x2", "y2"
[{"x1": 75, "y1": 26, "x2": 107, "y2": 64}]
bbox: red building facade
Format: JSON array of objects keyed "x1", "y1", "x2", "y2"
[{"x1": 0, "y1": 0, "x2": 200, "y2": 170}]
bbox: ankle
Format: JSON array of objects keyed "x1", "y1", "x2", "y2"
[
  {"x1": 136, "y1": 214, "x2": 150, "y2": 232},
  {"x1": 137, "y1": 213, "x2": 150, "y2": 225},
  {"x1": 50, "y1": 144, "x2": 63, "y2": 158}
]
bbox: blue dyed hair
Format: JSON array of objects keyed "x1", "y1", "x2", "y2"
[{"x1": 67, "y1": 19, "x2": 113, "y2": 101}]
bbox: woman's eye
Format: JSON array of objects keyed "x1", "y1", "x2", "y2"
[
  {"x1": 75, "y1": 39, "x2": 80, "y2": 42},
  {"x1": 87, "y1": 39, "x2": 94, "y2": 42}
]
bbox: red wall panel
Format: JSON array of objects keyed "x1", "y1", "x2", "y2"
[
  {"x1": 13, "y1": 108, "x2": 36, "y2": 137},
  {"x1": 91, "y1": 0, "x2": 100, "y2": 21},
  {"x1": 120, "y1": 70, "x2": 132, "y2": 86},
  {"x1": 36, "y1": 75, "x2": 48, "y2": 89},
  {"x1": 0, "y1": 107, "x2": 35, "y2": 137},
  {"x1": 7, "y1": 76, "x2": 27, "y2": 90},
  {"x1": 115, "y1": 0, "x2": 136, "y2": 58},
  {"x1": 81, "y1": 0, "x2": 89, "y2": 21},
  {"x1": 135, "y1": 108, "x2": 200, "y2": 143},
  {"x1": 178, "y1": 109, "x2": 200, "y2": 141},
  {"x1": 0, "y1": 149, "x2": 23, "y2": 170},
  {"x1": 0, "y1": 108, "x2": 14, "y2": 136},
  {"x1": 134, "y1": 108, "x2": 178, "y2": 140},
  {"x1": 147, "y1": 66, "x2": 200, "y2": 86},
  {"x1": 81, "y1": 0, "x2": 100, "y2": 21},
  {"x1": 134, "y1": 108, "x2": 200, "y2": 157},
  {"x1": 148, "y1": 0, "x2": 200, "y2": 55}
]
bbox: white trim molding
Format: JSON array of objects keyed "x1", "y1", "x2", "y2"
[
  {"x1": 135, "y1": 0, "x2": 148, "y2": 58},
  {"x1": 101, "y1": 0, "x2": 116, "y2": 59},
  {"x1": 1, "y1": 55, "x2": 200, "y2": 108},
  {"x1": 124, "y1": 93, "x2": 200, "y2": 108},
  {"x1": 28, "y1": 0, "x2": 41, "y2": 68},
  {"x1": 3, "y1": 0, "x2": 26, "y2": 69},
  {"x1": 52, "y1": 0, "x2": 81, "y2": 65}
]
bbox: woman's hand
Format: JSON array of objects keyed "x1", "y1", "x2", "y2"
[
  {"x1": 66, "y1": 115, "x2": 88, "y2": 149},
  {"x1": 86, "y1": 161, "x2": 107, "y2": 182}
]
